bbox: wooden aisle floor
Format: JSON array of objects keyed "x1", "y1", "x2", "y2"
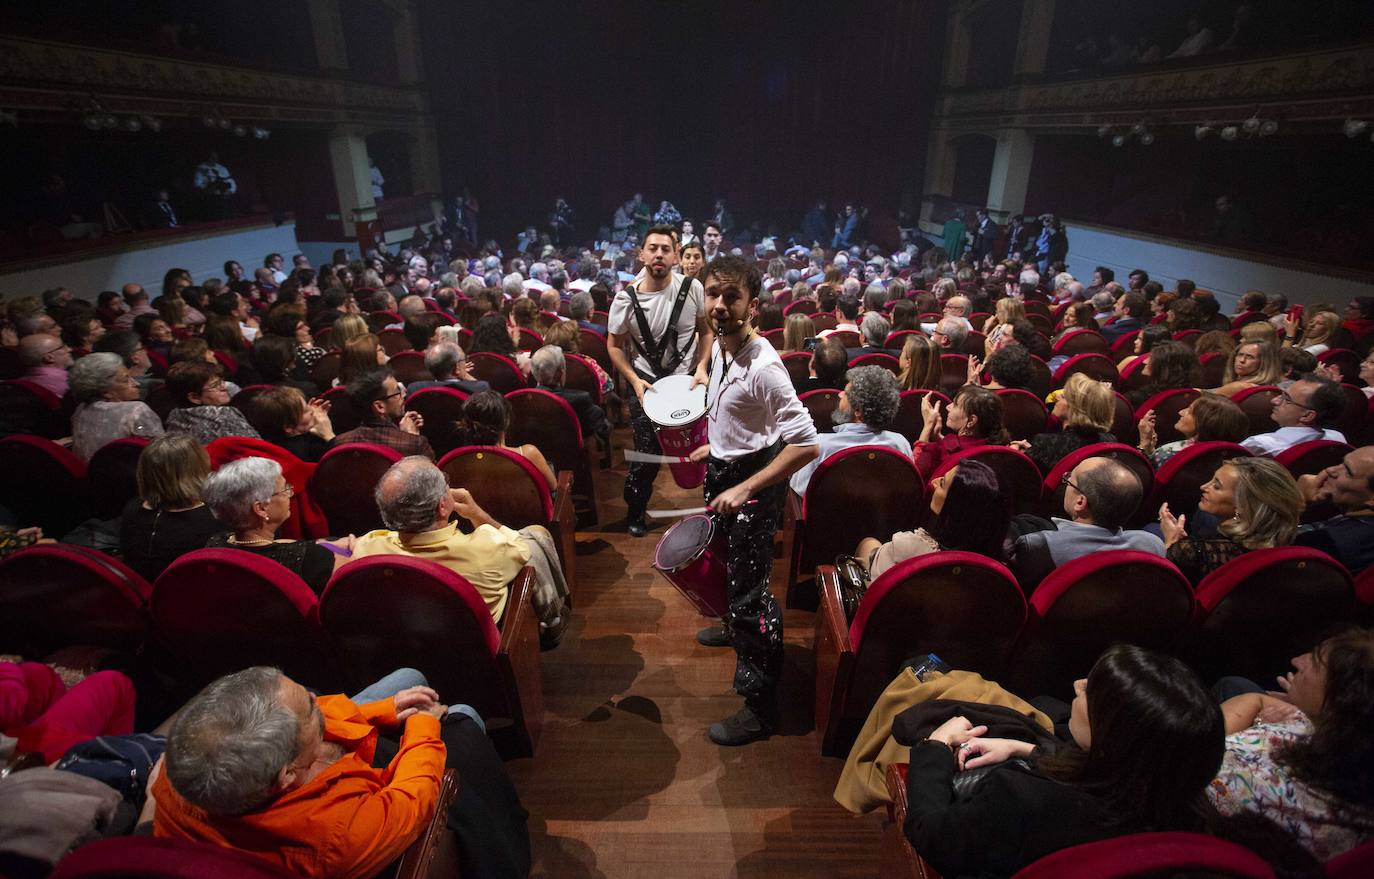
[{"x1": 505, "y1": 425, "x2": 884, "y2": 879}]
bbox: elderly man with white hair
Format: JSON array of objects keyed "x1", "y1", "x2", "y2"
[
  {"x1": 530, "y1": 345, "x2": 608, "y2": 442},
  {"x1": 349, "y1": 456, "x2": 570, "y2": 643},
  {"x1": 523, "y1": 262, "x2": 552, "y2": 294},
  {"x1": 406, "y1": 341, "x2": 490, "y2": 395},
  {"x1": 500, "y1": 272, "x2": 524, "y2": 301},
  {"x1": 920, "y1": 294, "x2": 974, "y2": 336}
]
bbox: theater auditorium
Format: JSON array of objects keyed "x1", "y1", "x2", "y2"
[{"x1": 0, "y1": 1, "x2": 1372, "y2": 877}]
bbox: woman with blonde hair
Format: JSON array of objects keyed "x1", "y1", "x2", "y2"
[
  {"x1": 330, "y1": 313, "x2": 369, "y2": 351},
  {"x1": 543, "y1": 319, "x2": 612, "y2": 395},
  {"x1": 1283, "y1": 310, "x2": 1340, "y2": 356},
  {"x1": 931, "y1": 278, "x2": 957, "y2": 301},
  {"x1": 1214, "y1": 341, "x2": 1283, "y2": 397},
  {"x1": 898, "y1": 334, "x2": 941, "y2": 391},
  {"x1": 782, "y1": 313, "x2": 815, "y2": 353},
  {"x1": 1013, "y1": 372, "x2": 1115, "y2": 476},
  {"x1": 983, "y1": 297, "x2": 1025, "y2": 354},
  {"x1": 1159, "y1": 457, "x2": 1304, "y2": 584},
  {"x1": 118, "y1": 433, "x2": 220, "y2": 581}
]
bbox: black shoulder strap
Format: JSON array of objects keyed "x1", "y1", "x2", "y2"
[{"x1": 626, "y1": 277, "x2": 696, "y2": 379}]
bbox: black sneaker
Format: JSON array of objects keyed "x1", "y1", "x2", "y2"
[
  {"x1": 695, "y1": 625, "x2": 730, "y2": 647},
  {"x1": 539, "y1": 614, "x2": 568, "y2": 651},
  {"x1": 708, "y1": 706, "x2": 772, "y2": 746},
  {"x1": 627, "y1": 517, "x2": 647, "y2": 538}
]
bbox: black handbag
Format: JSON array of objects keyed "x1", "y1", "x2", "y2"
[{"x1": 833, "y1": 554, "x2": 870, "y2": 621}]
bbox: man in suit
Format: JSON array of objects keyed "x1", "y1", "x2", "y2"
[
  {"x1": 405, "y1": 341, "x2": 490, "y2": 396},
  {"x1": 1099, "y1": 291, "x2": 1147, "y2": 345},
  {"x1": 845, "y1": 313, "x2": 898, "y2": 363},
  {"x1": 531, "y1": 345, "x2": 608, "y2": 443},
  {"x1": 145, "y1": 189, "x2": 180, "y2": 229}
]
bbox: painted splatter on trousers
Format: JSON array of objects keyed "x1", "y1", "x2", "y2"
[
  {"x1": 624, "y1": 395, "x2": 662, "y2": 521},
  {"x1": 705, "y1": 444, "x2": 784, "y2": 723}
]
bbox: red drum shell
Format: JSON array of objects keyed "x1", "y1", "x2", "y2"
[{"x1": 652, "y1": 513, "x2": 729, "y2": 617}]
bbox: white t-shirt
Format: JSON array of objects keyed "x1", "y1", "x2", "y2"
[
  {"x1": 608, "y1": 274, "x2": 704, "y2": 378},
  {"x1": 706, "y1": 334, "x2": 818, "y2": 461}
]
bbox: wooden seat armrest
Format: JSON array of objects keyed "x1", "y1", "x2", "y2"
[
  {"x1": 879, "y1": 763, "x2": 940, "y2": 879},
  {"x1": 390, "y1": 769, "x2": 460, "y2": 879},
  {"x1": 814, "y1": 565, "x2": 856, "y2": 755},
  {"x1": 551, "y1": 470, "x2": 577, "y2": 597},
  {"x1": 885, "y1": 763, "x2": 910, "y2": 824},
  {"x1": 495, "y1": 566, "x2": 544, "y2": 756}
]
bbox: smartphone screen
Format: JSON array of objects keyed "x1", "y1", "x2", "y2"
[{"x1": 803, "y1": 336, "x2": 818, "y2": 352}]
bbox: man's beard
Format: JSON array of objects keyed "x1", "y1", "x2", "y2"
[{"x1": 830, "y1": 407, "x2": 852, "y2": 427}]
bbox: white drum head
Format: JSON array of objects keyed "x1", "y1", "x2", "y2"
[{"x1": 643, "y1": 374, "x2": 706, "y2": 427}]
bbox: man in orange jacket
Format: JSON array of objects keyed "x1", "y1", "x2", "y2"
[{"x1": 150, "y1": 666, "x2": 528, "y2": 879}]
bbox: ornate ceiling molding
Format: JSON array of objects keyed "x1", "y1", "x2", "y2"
[
  {"x1": 936, "y1": 44, "x2": 1374, "y2": 129},
  {"x1": 0, "y1": 36, "x2": 430, "y2": 129}
]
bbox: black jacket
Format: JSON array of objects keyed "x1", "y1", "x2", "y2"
[{"x1": 540, "y1": 385, "x2": 608, "y2": 441}]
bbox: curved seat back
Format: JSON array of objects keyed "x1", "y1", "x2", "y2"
[
  {"x1": 847, "y1": 553, "x2": 1025, "y2": 722},
  {"x1": 760, "y1": 328, "x2": 785, "y2": 350},
  {"x1": 1232, "y1": 385, "x2": 1280, "y2": 436},
  {"x1": 1317, "y1": 348, "x2": 1360, "y2": 385},
  {"x1": 309, "y1": 444, "x2": 403, "y2": 535},
  {"x1": 0, "y1": 434, "x2": 89, "y2": 537},
  {"x1": 799, "y1": 388, "x2": 841, "y2": 434},
  {"x1": 1148, "y1": 441, "x2": 1250, "y2": 514},
  {"x1": 810, "y1": 313, "x2": 838, "y2": 332},
  {"x1": 577, "y1": 329, "x2": 612, "y2": 372},
  {"x1": 1111, "y1": 392, "x2": 1139, "y2": 446},
  {"x1": 405, "y1": 386, "x2": 470, "y2": 459},
  {"x1": 830, "y1": 330, "x2": 861, "y2": 348},
  {"x1": 87, "y1": 436, "x2": 150, "y2": 520},
  {"x1": 1026, "y1": 356, "x2": 1052, "y2": 399},
  {"x1": 506, "y1": 388, "x2": 594, "y2": 523},
  {"x1": 388, "y1": 350, "x2": 430, "y2": 384},
  {"x1": 1198, "y1": 352, "x2": 1227, "y2": 388},
  {"x1": 932, "y1": 445, "x2": 1042, "y2": 515},
  {"x1": 848, "y1": 353, "x2": 901, "y2": 376},
  {"x1": 1051, "y1": 329, "x2": 1109, "y2": 357},
  {"x1": 1052, "y1": 353, "x2": 1118, "y2": 388},
  {"x1": 781, "y1": 351, "x2": 812, "y2": 386},
  {"x1": 1274, "y1": 439, "x2": 1353, "y2": 479},
  {"x1": 516, "y1": 327, "x2": 544, "y2": 353},
  {"x1": 49, "y1": 836, "x2": 301, "y2": 879},
  {"x1": 309, "y1": 350, "x2": 342, "y2": 388},
  {"x1": 1007, "y1": 551, "x2": 1194, "y2": 700},
  {"x1": 468, "y1": 352, "x2": 526, "y2": 394},
  {"x1": 563, "y1": 353, "x2": 603, "y2": 404},
  {"x1": 1191, "y1": 547, "x2": 1356, "y2": 682},
  {"x1": 0, "y1": 545, "x2": 151, "y2": 657},
  {"x1": 1011, "y1": 831, "x2": 1277, "y2": 879},
  {"x1": 891, "y1": 389, "x2": 949, "y2": 445},
  {"x1": 227, "y1": 384, "x2": 275, "y2": 416},
  {"x1": 1042, "y1": 443, "x2": 1154, "y2": 524},
  {"x1": 439, "y1": 445, "x2": 554, "y2": 530},
  {"x1": 938, "y1": 353, "x2": 970, "y2": 397},
  {"x1": 376, "y1": 328, "x2": 412, "y2": 356},
  {"x1": 996, "y1": 389, "x2": 1048, "y2": 441},
  {"x1": 1133, "y1": 388, "x2": 1201, "y2": 446},
  {"x1": 319, "y1": 385, "x2": 362, "y2": 434},
  {"x1": 0, "y1": 379, "x2": 68, "y2": 438},
  {"x1": 320, "y1": 556, "x2": 510, "y2": 721},
  {"x1": 152, "y1": 548, "x2": 337, "y2": 690}
]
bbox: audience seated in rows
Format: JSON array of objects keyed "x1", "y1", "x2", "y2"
[
  {"x1": 18, "y1": 332, "x2": 73, "y2": 398},
  {"x1": 789, "y1": 366, "x2": 910, "y2": 496},
  {"x1": 1013, "y1": 373, "x2": 1115, "y2": 476},
  {"x1": 404, "y1": 340, "x2": 489, "y2": 396},
  {"x1": 202, "y1": 457, "x2": 345, "y2": 594},
  {"x1": 150, "y1": 666, "x2": 530, "y2": 879},
  {"x1": 857, "y1": 458, "x2": 1010, "y2": 579},
  {"x1": 1159, "y1": 456, "x2": 1304, "y2": 585},
  {"x1": 119, "y1": 433, "x2": 222, "y2": 582},
  {"x1": 793, "y1": 336, "x2": 848, "y2": 395},
  {"x1": 540, "y1": 320, "x2": 614, "y2": 396},
  {"x1": 349, "y1": 456, "x2": 568, "y2": 637},
  {"x1": 845, "y1": 313, "x2": 895, "y2": 362},
  {"x1": 335, "y1": 367, "x2": 434, "y2": 459},
  {"x1": 1240, "y1": 373, "x2": 1348, "y2": 455},
  {"x1": 1010, "y1": 455, "x2": 1163, "y2": 591},
  {"x1": 897, "y1": 334, "x2": 941, "y2": 392},
  {"x1": 1215, "y1": 341, "x2": 1283, "y2": 398},
  {"x1": 1125, "y1": 341, "x2": 1200, "y2": 408}
]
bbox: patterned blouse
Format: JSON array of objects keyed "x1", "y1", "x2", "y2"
[{"x1": 1208, "y1": 713, "x2": 1374, "y2": 861}]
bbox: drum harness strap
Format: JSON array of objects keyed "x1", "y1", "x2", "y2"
[{"x1": 626, "y1": 278, "x2": 694, "y2": 381}]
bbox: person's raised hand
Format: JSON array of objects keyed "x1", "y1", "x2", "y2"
[
  {"x1": 966, "y1": 355, "x2": 983, "y2": 385},
  {"x1": 399, "y1": 410, "x2": 423, "y2": 435},
  {"x1": 1138, "y1": 409, "x2": 1157, "y2": 447},
  {"x1": 1159, "y1": 502, "x2": 1187, "y2": 545}
]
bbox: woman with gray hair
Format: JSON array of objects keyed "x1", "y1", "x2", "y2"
[
  {"x1": 69, "y1": 351, "x2": 165, "y2": 461},
  {"x1": 202, "y1": 456, "x2": 351, "y2": 593}
]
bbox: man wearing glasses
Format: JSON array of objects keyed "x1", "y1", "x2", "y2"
[
  {"x1": 1009, "y1": 456, "x2": 1165, "y2": 593},
  {"x1": 1241, "y1": 374, "x2": 1347, "y2": 456},
  {"x1": 333, "y1": 367, "x2": 433, "y2": 459},
  {"x1": 17, "y1": 333, "x2": 73, "y2": 398}
]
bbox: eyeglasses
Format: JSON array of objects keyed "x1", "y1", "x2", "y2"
[
  {"x1": 1059, "y1": 472, "x2": 1081, "y2": 493},
  {"x1": 272, "y1": 484, "x2": 295, "y2": 498},
  {"x1": 1278, "y1": 391, "x2": 1314, "y2": 411},
  {"x1": 203, "y1": 380, "x2": 226, "y2": 392}
]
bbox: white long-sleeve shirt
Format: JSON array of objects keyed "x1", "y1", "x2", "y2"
[{"x1": 706, "y1": 334, "x2": 818, "y2": 461}]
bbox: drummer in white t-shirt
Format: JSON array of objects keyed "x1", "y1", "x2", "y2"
[
  {"x1": 686, "y1": 255, "x2": 819, "y2": 746},
  {"x1": 607, "y1": 224, "x2": 713, "y2": 537}
]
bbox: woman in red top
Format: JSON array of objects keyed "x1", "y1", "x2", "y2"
[{"x1": 912, "y1": 384, "x2": 1010, "y2": 479}]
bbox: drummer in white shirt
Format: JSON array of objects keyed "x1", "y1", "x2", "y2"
[
  {"x1": 686, "y1": 255, "x2": 819, "y2": 746},
  {"x1": 607, "y1": 224, "x2": 714, "y2": 537}
]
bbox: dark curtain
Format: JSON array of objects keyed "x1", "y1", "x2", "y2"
[{"x1": 420, "y1": 0, "x2": 944, "y2": 242}]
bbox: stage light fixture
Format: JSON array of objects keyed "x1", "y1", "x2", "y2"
[
  {"x1": 1139, "y1": 132, "x2": 1155, "y2": 146},
  {"x1": 1242, "y1": 114, "x2": 1261, "y2": 134},
  {"x1": 1344, "y1": 119, "x2": 1369, "y2": 138},
  {"x1": 1220, "y1": 126, "x2": 1239, "y2": 141},
  {"x1": 233, "y1": 125, "x2": 247, "y2": 137},
  {"x1": 1111, "y1": 134, "x2": 1126, "y2": 147},
  {"x1": 1259, "y1": 120, "x2": 1278, "y2": 137},
  {"x1": 1097, "y1": 125, "x2": 1112, "y2": 138},
  {"x1": 1194, "y1": 124, "x2": 1214, "y2": 140},
  {"x1": 124, "y1": 117, "x2": 142, "y2": 132},
  {"x1": 1131, "y1": 122, "x2": 1146, "y2": 135}
]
